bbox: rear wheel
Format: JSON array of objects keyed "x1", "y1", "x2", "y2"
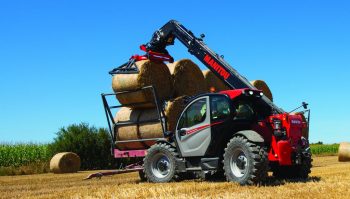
[
  {"x1": 143, "y1": 143, "x2": 177, "y2": 183},
  {"x1": 223, "y1": 136, "x2": 268, "y2": 185}
]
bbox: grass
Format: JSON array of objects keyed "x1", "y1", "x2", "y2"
[
  {"x1": 0, "y1": 156, "x2": 349, "y2": 199},
  {"x1": 0, "y1": 143, "x2": 51, "y2": 176}
]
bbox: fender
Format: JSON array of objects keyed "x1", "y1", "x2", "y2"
[
  {"x1": 155, "y1": 139, "x2": 183, "y2": 158},
  {"x1": 235, "y1": 130, "x2": 264, "y2": 143},
  {"x1": 155, "y1": 139, "x2": 175, "y2": 147}
]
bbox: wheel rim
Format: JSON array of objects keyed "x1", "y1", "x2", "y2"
[
  {"x1": 151, "y1": 153, "x2": 171, "y2": 179},
  {"x1": 230, "y1": 148, "x2": 248, "y2": 178}
]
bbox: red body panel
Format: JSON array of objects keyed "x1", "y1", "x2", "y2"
[
  {"x1": 267, "y1": 113, "x2": 304, "y2": 165},
  {"x1": 129, "y1": 45, "x2": 174, "y2": 63},
  {"x1": 221, "y1": 89, "x2": 303, "y2": 166},
  {"x1": 220, "y1": 88, "x2": 251, "y2": 99},
  {"x1": 277, "y1": 140, "x2": 293, "y2": 165}
]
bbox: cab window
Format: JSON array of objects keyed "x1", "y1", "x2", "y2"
[
  {"x1": 178, "y1": 98, "x2": 207, "y2": 129},
  {"x1": 234, "y1": 101, "x2": 255, "y2": 120},
  {"x1": 210, "y1": 95, "x2": 231, "y2": 120}
]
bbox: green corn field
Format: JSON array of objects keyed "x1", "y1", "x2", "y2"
[
  {"x1": 310, "y1": 143, "x2": 339, "y2": 156},
  {"x1": 0, "y1": 143, "x2": 51, "y2": 168}
]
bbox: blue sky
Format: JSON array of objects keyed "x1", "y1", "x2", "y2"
[{"x1": 0, "y1": 0, "x2": 349, "y2": 143}]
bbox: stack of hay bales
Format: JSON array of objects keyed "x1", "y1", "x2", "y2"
[
  {"x1": 165, "y1": 96, "x2": 188, "y2": 132},
  {"x1": 201, "y1": 71, "x2": 274, "y2": 99},
  {"x1": 111, "y1": 59, "x2": 314, "y2": 151},
  {"x1": 112, "y1": 60, "x2": 173, "y2": 108},
  {"x1": 114, "y1": 107, "x2": 163, "y2": 150},
  {"x1": 112, "y1": 59, "x2": 205, "y2": 150},
  {"x1": 250, "y1": 80, "x2": 273, "y2": 101},
  {"x1": 167, "y1": 59, "x2": 207, "y2": 97},
  {"x1": 202, "y1": 70, "x2": 230, "y2": 92}
]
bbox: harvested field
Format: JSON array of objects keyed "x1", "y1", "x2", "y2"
[{"x1": 0, "y1": 156, "x2": 349, "y2": 199}]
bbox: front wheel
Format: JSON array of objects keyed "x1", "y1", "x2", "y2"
[
  {"x1": 223, "y1": 136, "x2": 268, "y2": 185},
  {"x1": 143, "y1": 143, "x2": 177, "y2": 183}
]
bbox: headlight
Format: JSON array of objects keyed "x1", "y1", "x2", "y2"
[{"x1": 273, "y1": 119, "x2": 282, "y2": 130}]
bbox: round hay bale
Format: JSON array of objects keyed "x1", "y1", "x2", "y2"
[
  {"x1": 50, "y1": 152, "x2": 81, "y2": 174},
  {"x1": 167, "y1": 59, "x2": 207, "y2": 97},
  {"x1": 202, "y1": 70, "x2": 230, "y2": 92},
  {"x1": 292, "y1": 112, "x2": 309, "y2": 139},
  {"x1": 114, "y1": 107, "x2": 163, "y2": 150},
  {"x1": 338, "y1": 142, "x2": 350, "y2": 162},
  {"x1": 165, "y1": 96, "x2": 188, "y2": 132},
  {"x1": 112, "y1": 60, "x2": 173, "y2": 108},
  {"x1": 250, "y1": 80, "x2": 273, "y2": 101}
]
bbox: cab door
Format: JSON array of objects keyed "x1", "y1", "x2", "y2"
[{"x1": 175, "y1": 96, "x2": 211, "y2": 157}]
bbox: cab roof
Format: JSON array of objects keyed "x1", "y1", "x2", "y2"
[{"x1": 220, "y1": 88, "x2": 263, "y2": 100}]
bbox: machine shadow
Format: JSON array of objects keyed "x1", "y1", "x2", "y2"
[
  {"x1": 201, "y1": 175, "x2": 321, "y2": 186},
  {"x1": 260, "y1": 176, "x2": 321, "y2": 186}
]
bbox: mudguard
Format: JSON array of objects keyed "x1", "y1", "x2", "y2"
[
  {"x1": 155, "y1": 139, "x2": 175, "y2": 147},
  {"x1": 235, "y1": 130, "x2": 264, "y2": 143}
]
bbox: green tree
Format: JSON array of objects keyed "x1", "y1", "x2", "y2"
[{"x1": 48, "y1": 123, "x2": 116, "y2": 170}]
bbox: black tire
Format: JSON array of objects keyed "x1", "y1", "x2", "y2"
[
  {"x1": 223, "y1": 136, "x2": 268, "y2": 185},
  {"x1": 143, "y1": 143, "x2": 177, "y2": 183},
  {"x1": 296, "y1": 156, "x2": 312, "y2": 178},
  {"x1": 138, "y1": 170, "x2": 147, "y2": 182},
  {"x1": 273, "y1": 156, "x2": 312, "y2": 179}
]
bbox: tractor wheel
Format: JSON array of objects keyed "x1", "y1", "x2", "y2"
[
  {"x1": 143, "y1": 143, "x2": 177, "y2": 183},
  {"x1": 223, "y1": 136, "x2": 268, "y2": 185},
  {"x1": 295, "y1": 156, "x2": 312, "y2": 178},
  {"x1": 138, "y1": 170, "x2": 147, "y2": 182}
]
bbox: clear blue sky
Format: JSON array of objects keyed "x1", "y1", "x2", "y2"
[{"x1": 0, "y1": 0, "x2": 349, "y2": 143}]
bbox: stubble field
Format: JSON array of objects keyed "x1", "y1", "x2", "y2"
[{"x1": 0, "y1": 156, "x2": 349, "y2": 199}]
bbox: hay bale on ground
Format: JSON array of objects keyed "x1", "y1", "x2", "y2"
[
  {"x1": 250, "y1": 80, "x2": 273, "y2": 101},
  {"x1": 115, "y1": 107, "x2": 163, "y2": 150},
  {"x1": 338, "y1": 142, "x2": 350, "y2": 162},
  {"x1": 165, "y1": 96, "x2": 188, "y2": 132},
  {"x1": 167, "y1": 59, "x2": 207, "y2": 97},
  {"x1": 112, "y1": 60, "x2": 173, "y2": 108},
  {"x1": 50, "y1": 152, "x2": 81, "y2": 174},
  {"x1": 202, "y1": 70, "x2": 230, "y2": 92}
]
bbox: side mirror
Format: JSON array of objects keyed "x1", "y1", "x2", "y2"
[
  {"x1": 302, "y1": 102, "x2": 309, "y2": 109},
  {"x1": 178, "y1": 129, "x2": 187, "y2": 136}
]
